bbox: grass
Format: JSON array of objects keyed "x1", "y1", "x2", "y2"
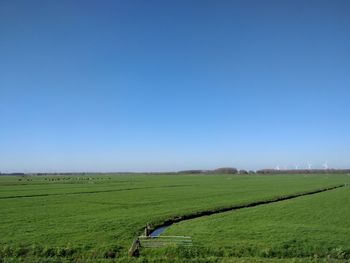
[
  {"x1": 157, "y1": 184, "x2": 350, "y2": 262},
  {"x1": 0, "y1": 173, "x2": 349, "y2": 262}
]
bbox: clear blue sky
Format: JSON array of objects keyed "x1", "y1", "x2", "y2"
[{"x1": 1, "y1": 0, "x2": 349, "y2": 172}]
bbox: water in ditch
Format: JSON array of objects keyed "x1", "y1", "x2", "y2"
[{"x1": 149, "y1": 225, "x2": 171, "y2": 237}]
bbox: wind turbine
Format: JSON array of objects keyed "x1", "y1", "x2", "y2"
[
  {"x1": 307, "y1": 162, "x2": 312, "y2": 170},
  {"x1": 323, "y1": 161, "x2": 328, "y2": 170}
]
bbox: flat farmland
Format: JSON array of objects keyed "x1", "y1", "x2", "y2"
[
  {"x1": 0, "y1": 174, "x2": 349, "y2": 262},
  {"x1": 158, "y1": 183, "x2": 350, "y2": 262}
]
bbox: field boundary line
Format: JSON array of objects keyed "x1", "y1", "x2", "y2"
[{"x1": 0, "y1": 184, "x2": 190, "y2": 200}]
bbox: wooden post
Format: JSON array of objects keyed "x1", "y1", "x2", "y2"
[
  {"x1": 144, "y1": 223, "x2": 151, "y2": 236},
  {"x1": 128, "y1": 238, "x2": 140, "y2": 257}
]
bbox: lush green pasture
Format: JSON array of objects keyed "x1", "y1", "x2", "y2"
[
  {"x1": 157, "y1": 185, "x2": 350, "y2": 262},
  {"x1": 0, "y1": 174, "x2": 349, "y2": 262}
]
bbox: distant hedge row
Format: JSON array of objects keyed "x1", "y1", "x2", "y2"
[
  {"x1": 256, "y1": 169, "x2": 350, "y2": 174},
  {"x1": 177, "y1": 168, "x2": 350, "y2": 175},
  {"x1": 1, "y1": 168, "x2": 349, "y2": 177}
]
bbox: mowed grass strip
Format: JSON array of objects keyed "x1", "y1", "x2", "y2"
[
  {"x1": 160, "y1": 186, "x2": 350, "y2": 260},
  {"x1": 1, "y1": 174, "x2": 349, "y2": 261}
]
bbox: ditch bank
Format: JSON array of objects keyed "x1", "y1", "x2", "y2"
[{"x1": 129, "y1": 183, "x2": 346, "y2": 256}]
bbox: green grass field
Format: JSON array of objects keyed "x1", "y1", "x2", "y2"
[
  {"x1": 158, "y1": 184, "x2": 350, "y2": 262},
  {"x1": 0, "y1": 174, "x2": 349, "y2": 262}
]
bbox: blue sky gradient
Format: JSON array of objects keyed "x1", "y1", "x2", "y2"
[{"x1": 1, "y1": 0, "x2": 349, "y2": 172}]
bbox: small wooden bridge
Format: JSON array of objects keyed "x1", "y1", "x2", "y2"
[{"x1": 138, "y1": 235, "x2": 193, "y2": 248}]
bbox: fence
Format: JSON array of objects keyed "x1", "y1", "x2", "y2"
[{"x1": 139, "y1": 236, "x2": 193, "y2": 248}]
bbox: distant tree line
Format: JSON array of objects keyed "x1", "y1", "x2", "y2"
[
  {"x1": 0, "y1": 173, "x2": 26, "y2": 176},
  {"x1": 177, "y1": 168, "x2": 239, "y2": 174},
  {"x1": 256, "y1": 169, "x2": 350, "y2": 174},
  {"x1": 176, "y1": 168, "x2": 350, "y2": 175},
  {"x1": 177, "y1": 168, "x2": 255, "y2": 175},
  {"x1": 1, "y1": 168, "x2": 350, "y2": 176}
]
